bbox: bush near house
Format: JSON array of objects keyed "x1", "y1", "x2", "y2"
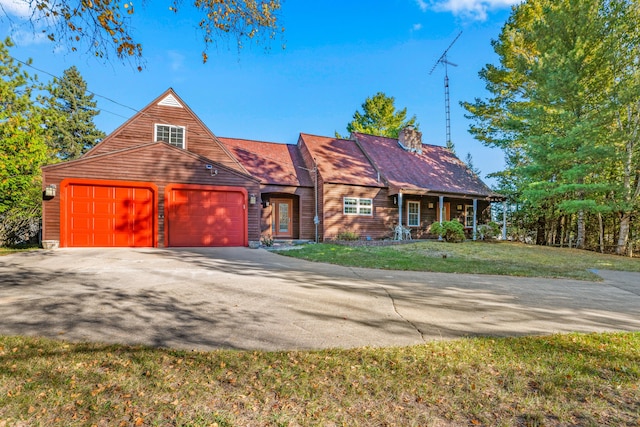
[
  {"x1": 335, "y1": 230, "x2": 360, "y2": 241},
  {"x1": 477, "y1": 221, "x2": 501, "y2": 240},
  {"x1": 430, "y1": 220, "x2": 465, "y2": 242}
]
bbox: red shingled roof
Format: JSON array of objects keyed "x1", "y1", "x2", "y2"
[
  {"x1": 353, "y1": 132, "x2": 498, "y2": 197},
  {"x1": 219, "y1": 137, "x2": 313, "y2": 187},
  {"x1": 298, "y1": 133, "x2": 384, "y2": 188}
]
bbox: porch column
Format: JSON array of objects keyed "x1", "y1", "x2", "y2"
[
  {"x1": 438, "y1": 195, "x2": 444, "y2": 241},
  {"x1": 398, "y1": 192, "x2": 403, "y2": 236},
  {"x1": 502, "y1": 200, "x2": 508, "y2": 240},
  {"x1": 472, "y1": 198, "x2": 478, "y2": 241}
]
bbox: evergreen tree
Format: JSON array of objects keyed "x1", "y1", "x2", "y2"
[
  {"x1": 337, "y1": 92, "x2": 418, "y2": 139},
  {"x1": 44, "y1": 66, "x2": 105, "y2": 161},
  {"x1": 464, "y1": 152, "x2": 481, "y2": 177},
  {"x1": 0, "y1": 38, "x2": 48, "y2": 244},
  {"x1": 463, "y1": 0, "x2": 639, "y2": 253}
]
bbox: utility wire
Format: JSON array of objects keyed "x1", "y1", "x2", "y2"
[{"x1": 9, "y1": 54, "x2": 312, "y2": 173}]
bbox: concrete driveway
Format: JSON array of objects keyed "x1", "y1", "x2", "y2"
[{"x1": 0, "y1": 247, "x2": 639, "y2": 351}]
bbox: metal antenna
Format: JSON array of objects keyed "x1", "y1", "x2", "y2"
[{"x1": 429, "y1": 31, "x2": 462, "y2": 150}]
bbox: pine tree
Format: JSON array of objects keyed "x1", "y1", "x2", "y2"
[
  {"x1": 44, "y1": 66, "x2": 105, "y2": 161},
  {"x1": 337, "y1": 92, "x2": 418, "y2": 139},
  {"x1": 463, "y1": 0, "x2": 639, "y2": 252}
]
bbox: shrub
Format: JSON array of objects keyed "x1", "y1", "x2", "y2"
[
  {"x1": 477, "y1": 221, "x2": 501, "y2": 240},
  {"x1": 431, "y1": 220, "x2": 465, "y2": 243},
  {"x1": 260, "y1": 235, "x2": 274, "y2": 247},
  {"x1": 336, "y1": 230, "x2": 360, "y2": 241}
]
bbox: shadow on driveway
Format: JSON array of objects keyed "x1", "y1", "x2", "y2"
[{"x1": 0, "y1": 247, "x2": 639, "y2": 351}]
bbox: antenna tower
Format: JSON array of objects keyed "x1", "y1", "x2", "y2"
[{"x1": 429, "y1": 31, "x2": 462, "y2": 149}]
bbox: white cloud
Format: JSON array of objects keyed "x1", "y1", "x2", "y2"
[
  {"x1": 167, "y1": 50, "x2": 185, "y2": 72},
  {"x1": 417, "y1": 0, "x2": 521, "y2": 21},
  {"x1": 0, "y1": 0, "x2": 32, "y2": 17},
  {"x1": 412, "y1": 23, "x2": 423, "y2": 31}
]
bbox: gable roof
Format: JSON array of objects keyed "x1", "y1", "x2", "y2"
[
  {"x1": 298, "y1": 133, "x2": 384, "y2": 188},
  {"x1": 219, "y1": 137, "x2": 313, "y2": 187},
  {"x1": 353, "y1": 132, "x2": 500, "y2": 198},
  {"x1": 83, "y1": 88, "x2": 249, "y2": 175}
]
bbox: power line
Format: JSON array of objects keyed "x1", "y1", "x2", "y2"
[{"x1": 8, "y1": 54, "x2": 307, "y2": 171}]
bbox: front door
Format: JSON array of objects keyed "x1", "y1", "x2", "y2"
[
  {"x1": 436, "y1": 202, "x2": 451, "y2": 222},
  {"x1": 272, "y1": 198, "x2": 293, "y2": 238}
]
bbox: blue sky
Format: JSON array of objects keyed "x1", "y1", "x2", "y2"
[{"x1": 1, "y1": 0, "x2": 519, "y2": 184}]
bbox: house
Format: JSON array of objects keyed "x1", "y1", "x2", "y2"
[{"x1": 41, "y1": 89, "x2": 501, "y2": 248}]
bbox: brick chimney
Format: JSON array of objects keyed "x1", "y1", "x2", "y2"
[{"x1": 398, "y1": 125, "x2": 423, "y2": 154}]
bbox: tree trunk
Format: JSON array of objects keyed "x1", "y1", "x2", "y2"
[
  {"x1": 575, "y1": 210, "x2": 585, "y2": 249},
  {"x1": 616, "y1": 213, "x2": 630, "y2": 255},
  {"x1": 598, "y1": 212, "x2": 604, "y2": 254},
  {"x1": 536, "y1": 216, "x2": 546, "y2": 245}
]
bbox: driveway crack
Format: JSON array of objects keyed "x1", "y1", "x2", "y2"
[{"x1": 349, "y1": 268, "x2": 426, "y2": 343}]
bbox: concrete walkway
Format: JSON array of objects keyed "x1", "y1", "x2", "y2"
[{"x1": 0, "y1": 247, "x2": 638, "y2": 351}]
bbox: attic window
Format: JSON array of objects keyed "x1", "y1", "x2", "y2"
[{"x1": 155, "y1": 124, "x2": 185, "y2": 149}]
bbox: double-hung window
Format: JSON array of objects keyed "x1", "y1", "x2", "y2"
[
  {"x1": 155, "y1": 124, "x2": 185, "y2": 149},
  {"x1": 407, "y1": 201, "x2": 420, "y2": 227},
  {"x1": 343, "y1": 197, "x2": 373, "y2": 215},
  {"x1": 465, "y1": 205, "x2": 474, "y2": 227}
]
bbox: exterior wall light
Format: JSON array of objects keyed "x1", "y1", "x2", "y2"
[
  {"x1": 45, "y1": 184, "x2": 57, "y2": 198},
  {"x1": 249, "y1": 194, "x2": 257, "y2": 205}
]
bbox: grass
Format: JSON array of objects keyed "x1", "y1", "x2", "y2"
[
  {"x1": 0, "y1": 245, "x2": 39, "y2": 256},
  {"x1": 1, "y1": 333, "x2": 639, "y2": 426},
  {"x1": 276, "y1": 241, "x2": 640, "y2": 280}
]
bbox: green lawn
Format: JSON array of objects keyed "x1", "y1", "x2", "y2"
[
  {"x1": 276, "y1": 241, "x2": 640, "y2": 280},
  {"x1": 1, "y1": 333, "x2": 638, "y2": 426}
]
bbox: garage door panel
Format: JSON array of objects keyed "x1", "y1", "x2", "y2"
[
  {"x1": 64, "y1": 182, "x2": 155, "y2": 247},
  {"x1": 167, "y1": 187, "x2": 245, "y2": 247}
]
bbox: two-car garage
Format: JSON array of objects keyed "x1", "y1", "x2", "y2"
[{"x1": 60, "y1": 180, "x2": 247, "y2": 248}]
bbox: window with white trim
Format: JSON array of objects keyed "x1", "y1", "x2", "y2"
[
  {"x1": 465, "y1": 205, "x2": 474, "y2": 227},
  {"x1": 343, "y1": 197, "x2": 373, "y2": 215},
  {"x1": 155, "y1": 124, "x2": 185, "y2": 149},
  {"x1": 407, "y1": 201, "x2": 420, "y2": 227}
]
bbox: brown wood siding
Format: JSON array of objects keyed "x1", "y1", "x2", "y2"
[
  {"x1": 87, "y1": 103, "x2": 245, "y2": 174},
  {"x1": 42, "y1": 144, "x2": 260, "y2": 247},
  {"x1": 322, "y1": 183, "x2": 393, "y2": 240},
  {"x1": 258, "y1": 187, "x2": 315, "y2": 241}
]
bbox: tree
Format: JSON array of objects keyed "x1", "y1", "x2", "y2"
[
  {"x1": 337, "y1": 92, "x2": 418, "y2": 139},
  {"x1": 43, "y1": 66, "x2": 105, "y2": 161},
  {"x1": 463, "y1": 0, "x2": 639, "y2": 254},
  {"x1": 0, "y1": 38, "x2": 48, "y2": 245},
  {"x1": 0, "y1": 0, "x2": 283, "y2": 67},
  {"x1": 464, "y1": 152, "x2": 481, "y2": 177}
]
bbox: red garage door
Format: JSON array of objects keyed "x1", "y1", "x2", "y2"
[
  {"x1": 62, "y1": 180, "x2": 156, "y2": 247},
  {"x1": 167, "y1": 185, "x2": 247, "y2": 247}
]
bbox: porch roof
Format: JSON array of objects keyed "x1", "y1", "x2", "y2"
[{"x1": 353, "y1": 133, "x2": 503, "y2": 200}]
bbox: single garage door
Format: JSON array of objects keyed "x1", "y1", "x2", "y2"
[
  {"x1": 64, "y1": 181, "x2": 155, "y2": 247},
  {"x1": 167, "y1": 185, "x2": 246, "y2": 247}
]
